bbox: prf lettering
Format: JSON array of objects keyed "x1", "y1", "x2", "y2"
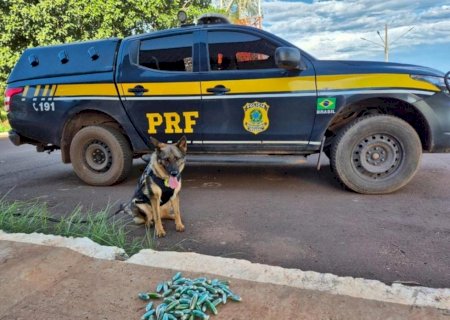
[{"x1": 146, "y1": 111, "x2": 199, "y2": 134}]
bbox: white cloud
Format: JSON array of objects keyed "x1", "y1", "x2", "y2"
[{"x1": 263, "y1": 0, "x2": 450, "y2": 60}]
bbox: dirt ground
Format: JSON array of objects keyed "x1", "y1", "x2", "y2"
[{"x1": 0, "y1": 240, "x2": 448, "y2": 320}]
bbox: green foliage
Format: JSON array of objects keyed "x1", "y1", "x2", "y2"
[
  {"x1": 0, "y1": 109, "x2": 7, "y2": 121},
  {"x1": 0, "y1": 0, "x2": 220, "y2": 95},
  {"x1": 1, "y1": 99, "x2": 10, "y2": 132},
  {"x1": 0, "y1": 120, "x2": 11, "y2": 133},
  {"x1": 0, "y1": 96, "x2": 9, "y2": 132}
]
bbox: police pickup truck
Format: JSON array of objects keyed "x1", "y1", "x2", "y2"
[{"x1": 5, "y1": 14, "x2": 450, "y2": 194}]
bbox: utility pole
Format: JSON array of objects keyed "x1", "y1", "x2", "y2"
[
  {"x1": 361, "y1": 24, "x2": 413, "y2": 62},
  {"x1": 376, "y1": 24, "x2": 388, "y2": 62},
  {"x1": 384, "y1": 24, "x2": 388, "y2": 62}
]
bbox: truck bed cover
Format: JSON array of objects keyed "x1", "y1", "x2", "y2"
[{"x1": 7, "y1": 38, "x2": 120, "y2": 84}]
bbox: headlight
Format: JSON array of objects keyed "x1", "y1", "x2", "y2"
[{"x1": 411, "y1": 74, "x2": 449, "y2": 94}]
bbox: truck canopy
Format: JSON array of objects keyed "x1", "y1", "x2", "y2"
[{"x1": 7, "y1": 38, "x2": 120, "y2": 84}]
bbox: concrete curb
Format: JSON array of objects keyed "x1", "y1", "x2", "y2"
[
  {"x1": 129, "y1": 249, "x2": 450, "y2": 310},
  {"x1": 0, "y1": 231, "x2": 126, "y2": 260},
  {"x1": 0, "y1": 132, "x2": 8, "y2": 138},
  {"x1": 1, "y1": 231, "x2": 448, "y2": 310}
]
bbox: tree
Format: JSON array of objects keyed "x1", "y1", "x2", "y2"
[{"x1": 0, "y1": 0, "x2": 218, "y2": 95}]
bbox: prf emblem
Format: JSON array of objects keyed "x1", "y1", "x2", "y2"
[{"x1": 243, "y1": 101, "x2": 270, "y2": 135}]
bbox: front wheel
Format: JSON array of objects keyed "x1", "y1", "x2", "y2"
[
  {"x1": 330, "y1": 115, "x2": 422, "y2": 194},
  {"x1": 70, "y1": 125, "x2": 133, "y2": 186}
]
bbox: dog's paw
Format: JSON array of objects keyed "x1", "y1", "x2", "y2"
[
  {"x1": 156, "y1": 228, "x2": 166, "y2": 237},
  {"x1": 175, "y1": 223, "x2": 185, "y2": 232},
  {"x1": 133, "y1": 216, "x2": 146, "y2": 225}
]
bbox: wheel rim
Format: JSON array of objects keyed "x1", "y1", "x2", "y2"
[
  {"x1": 84, "y1": 140, "x2": 112, "y2": 172},
  {"x1": 352, "y1": 134, "x2": 403, "y2": 180}
]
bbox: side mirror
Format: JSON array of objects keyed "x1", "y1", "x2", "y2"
[{"x1": 275, "y1": 47, "x2": 304, "y2": 71}]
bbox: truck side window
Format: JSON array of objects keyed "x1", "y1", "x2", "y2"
[
  {"x1": 139, "y1": 33, "x2": 193, "y2": 72},
  {"x1": 207, "y1": 31, "x2": 278, "y2": 71}
]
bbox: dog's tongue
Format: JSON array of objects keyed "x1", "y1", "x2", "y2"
[{"x1": 168, "y1": 176, "x2": 179, "y2": 189}]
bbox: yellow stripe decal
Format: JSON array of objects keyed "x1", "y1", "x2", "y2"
[
  {"x1": 42, "y1": 85, "x2": 50, "y2": 97},
  {"x1": 54, "y1": 84, "x2": 117, "y2": 96},
  {"x1": 22, "y1": 86, "x2": 29, "y2": 97},
  {"x1": 121, "y1": 77, "x2": 315, "y2": 96},
  {"x1": 121, "y1": 82, "x2": 201, "y2": 96},
  {"x1": 201, "y1": 77, "x2": 316, "y2": 94},
  {"x1": 117, "y1": 84, "x2": 125, "y2": 96},
  {"x1": 316, "y1": 73, "x2": 439, "y2": 92},
  {"x1": 201, "y1": 74, "x2": 437, "y2": 95},
  {"x1": 51, "y1": 73, "x2": 438, "y2": 99},
  {"x1": 203, "y1": 73, "x2": 436, "y2": 96},
  {"x1": 34, "y1": 85, "x2": 41, "y2": 97},
  {"x1": 50, "y1": 85, "x2": 57, "y2": 97}
]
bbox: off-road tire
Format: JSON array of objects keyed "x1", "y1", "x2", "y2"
[
  {"x1": 330, "y1": 115, "x2": 422, "y2": 194},
  {"x1": 70, "y1": 125, "x2": 133, "y2": 186}
]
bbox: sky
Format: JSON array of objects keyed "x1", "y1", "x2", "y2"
[{"x1": 262, "y1": 0, "x2": 450, "y2": 72}]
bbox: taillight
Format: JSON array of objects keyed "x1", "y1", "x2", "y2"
[{"x1": 4, "y1": 87, "x2": 24, "y2": 112}]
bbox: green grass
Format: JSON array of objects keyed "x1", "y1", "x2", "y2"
[{"x1": 0, "y1": 198, "x2": 154, "y2": 256}]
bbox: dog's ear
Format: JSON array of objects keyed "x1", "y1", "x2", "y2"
[
  {"x1": 150, "y1": 137, "x2": 164, "y2": 150},
  {"x1": 176, "y1": 136, "x2": 187, "y2": 154}
]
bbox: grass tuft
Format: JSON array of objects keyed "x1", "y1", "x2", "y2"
[{"x1": 0, "y1": 198, "x2": 154, "y2": 256}]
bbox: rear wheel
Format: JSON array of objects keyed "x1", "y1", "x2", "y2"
[
  {"x1": 330, "y1": 115, "x2": 422, "y2": 194},
  {"x1": 70, "y1": 125, "x2": 132, "y2": 186}
]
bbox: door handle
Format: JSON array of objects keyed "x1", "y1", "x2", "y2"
[
  {"x1": 206, "y1": 85, "x2": 230, "y2": 95},
  {"x1": 128, "y1": 85, "x2": 149, "y2": 96}
]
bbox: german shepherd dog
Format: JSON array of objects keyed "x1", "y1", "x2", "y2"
[{"x1": 122, "y1": 136, "x2": 187, "y2": 237}]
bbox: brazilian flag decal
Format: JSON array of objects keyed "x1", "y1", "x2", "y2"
[{"x1": 316, "y1": 97, "x2": 336, "y2": 114}]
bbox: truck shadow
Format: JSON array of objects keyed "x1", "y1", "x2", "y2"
[{"x1": 129, "y1": 154, "x2": 340, "y2": 193}]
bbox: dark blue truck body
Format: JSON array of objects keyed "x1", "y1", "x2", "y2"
[{"x1": 6, "y1": 22, "x2": 450, "y2": 193}]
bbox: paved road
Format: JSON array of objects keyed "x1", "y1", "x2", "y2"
[{"x1": 1, "y1": 136, "x2": 449, "y2": 288}]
